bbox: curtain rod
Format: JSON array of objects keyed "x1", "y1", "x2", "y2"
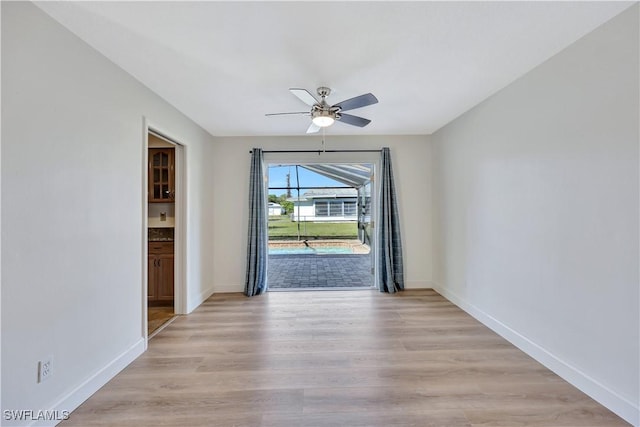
[
  {"x1": 268, "y1": 186, "x2": 351, "y2": 190},
  {"x1": 249, "y1": 149, "x2": 382, "y2": 154}
]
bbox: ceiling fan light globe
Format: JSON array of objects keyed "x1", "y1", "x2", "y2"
[{"x1": 312, "y1": 116, "x2": 335, "y2": 127}]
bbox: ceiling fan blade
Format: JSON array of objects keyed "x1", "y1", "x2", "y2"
[
  {"x1": 337, "y1": 113, "x2": 371, "y2": 127},
  {"x1": 306, "y1": 122, "x2": 321, "y2": 134},
  {"x1": 290, "y1": 88, "x2": 318, "y2": 106},
  {"x1": 265, "y1": 112, "x2": 309, "y2": 116},
  {"x1": 333, "y1": 93, "x2": 378, "y2": 112}
]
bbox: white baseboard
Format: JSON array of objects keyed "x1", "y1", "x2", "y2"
[
  {"x1": 432, "y1": 283, "x2": 639, "y2": 427},
  {"x1": 33, "y1": 339, "x2": 145, "y2": 427},
  {"x1": 213, "y1": 283, "x2": 244, "y2": 294},
  {"x1": 404, "y1": 280, "x2": 433, "y2": 289},
  {"x1": 186, "y1": 285, "x2": 216, "y2": 313}
]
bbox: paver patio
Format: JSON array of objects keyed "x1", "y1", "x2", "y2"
[{"x1": 268, "y1": 254, "x2": 373, "y2": 289}]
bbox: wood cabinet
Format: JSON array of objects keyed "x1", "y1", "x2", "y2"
[
  {"x1": 148, "y1": 148, "x2": 175, "y2": 203},
  {"x1": 148, "y1": 242, "x2": 174, "y2": 306}
]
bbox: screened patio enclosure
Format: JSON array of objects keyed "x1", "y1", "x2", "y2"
[
  {"x1": 267, "y1": 163, "x2": 374, "y2": 289},
  {"x1": 269, "y1": 163, "x2": 374, "y2": 245}
]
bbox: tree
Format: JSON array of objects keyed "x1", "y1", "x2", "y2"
[
  {"x1": 280, "y1": 201, "x2": 294, "y2": 214},
  {"x1": 278, "y1": 194, "x2": 294, "y2": 214},
  {"x1": 268, "y1": 194, "x2": 278, "y2": 203}
]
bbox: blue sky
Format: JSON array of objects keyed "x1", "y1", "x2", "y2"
[{"x1": 268, "y1": 165, "x2": 346, "y2": 197}]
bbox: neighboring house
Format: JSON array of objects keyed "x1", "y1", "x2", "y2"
[
  {"x1": 289, "y1": 188, "x2": 358, "y2": 222},
  {"x1": 268, "y1": 202, "x2": 285, "y2": 216}
]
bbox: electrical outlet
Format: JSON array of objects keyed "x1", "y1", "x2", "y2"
[{"x1": 38, "y1": 356, "x2": 53, "y2": 383}]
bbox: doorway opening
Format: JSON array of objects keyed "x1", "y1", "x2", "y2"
[
  {"x1": 145, "y1": 129, "x2": 184, "y2": 338},
  {"x1": 267, "y1": 163, "x2": 375, "y2": 291}
]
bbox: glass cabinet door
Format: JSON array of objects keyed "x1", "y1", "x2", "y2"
[{"x1": 149, "y1": 148, "x2": 175, "y2": 202}]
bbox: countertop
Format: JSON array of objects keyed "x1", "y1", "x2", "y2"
[{"x1": 148, "y1": 218, "x2": 175, "y2": 228}]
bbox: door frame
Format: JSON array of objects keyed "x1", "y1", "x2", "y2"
[
  {"x1": 263, "y1": 151, "x2": 380, "y2": 289},
  {"x1": 142, "y1": 118, "x2": 187, "y2": 344}
]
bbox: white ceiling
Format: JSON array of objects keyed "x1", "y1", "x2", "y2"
[{"x1": 36, "y1": 1, "x2": 633, "y2": 137}]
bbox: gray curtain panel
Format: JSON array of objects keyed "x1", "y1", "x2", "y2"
[
  {"x1": 377, "y1": 147, "x2": 405, "y2": 293},
  {"x1": 244, "y1": 148, "x2": 268, "y2": 297}
]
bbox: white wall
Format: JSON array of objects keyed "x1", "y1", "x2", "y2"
[
  {"x1": 1, "y1": 2, "x2": 215, "y2": 424},
  {"x1": 292, "y1": 201, "x2": 315, "y2": 220},
  {"x1": 431, "y1": 6, "x2": 639, "y2": 425},
  {"x1": 211, "y1": 135, "x2": 432, "y2": 292}
]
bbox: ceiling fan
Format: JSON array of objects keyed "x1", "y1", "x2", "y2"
[{"x1": 266, "y1": 87, "x2": 378, "y2": 134}]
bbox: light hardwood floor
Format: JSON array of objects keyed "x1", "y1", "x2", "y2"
[{"x1": 62, "y1": 290, "x2": 629, "y2": 426}]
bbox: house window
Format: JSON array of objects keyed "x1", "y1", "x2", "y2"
[
  {"x1": 315, "y1": 201, "x2": 328, "y2": 216},
  {"x1": 315, "y1": 200, "x2": 358, "y2": 217},
  {"x1": 344, "y1": 201, "x2": 357, "y2": 216},
  {"x1": 329, "y1": 200, "x2": 342, "y2": 216}
]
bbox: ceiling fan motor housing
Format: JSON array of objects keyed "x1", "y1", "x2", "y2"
[{"x1": 312, "y1": 88, "x2": 339, "y2": 126}]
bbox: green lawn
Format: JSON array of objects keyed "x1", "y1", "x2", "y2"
[{"x1": 268, "y1": 215, "x2": 358, "y2": 240}]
